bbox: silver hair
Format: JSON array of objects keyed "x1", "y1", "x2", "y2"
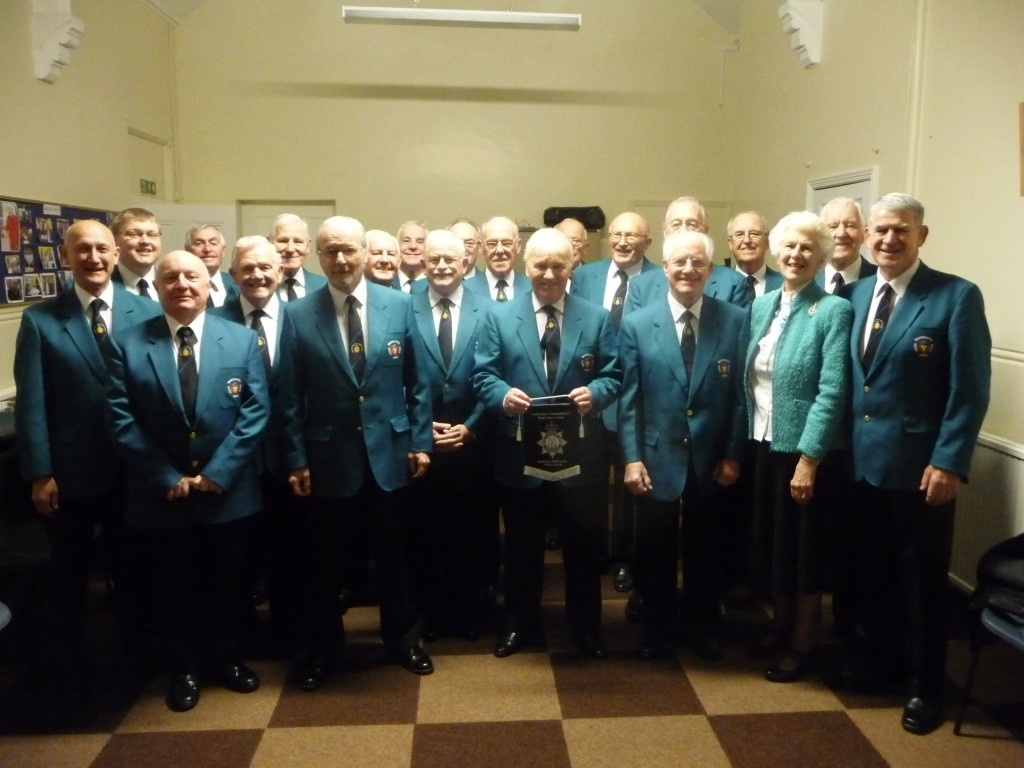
[
  {"x1": 870, "y1": 193, "x2": 925, "y2": 226},
  {"x1": 768, "y1": 211, "x2": 835, "y2": 261},
  {"x1": 662, "y1": 230, "x2": 714, "y2": 262}
]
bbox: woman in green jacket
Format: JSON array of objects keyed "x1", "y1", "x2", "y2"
[{"x1": 745, "y1": 210, "x2": 853, "y2": 682}]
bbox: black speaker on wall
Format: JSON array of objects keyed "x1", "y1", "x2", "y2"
[{"x1": 542, "y1": 206, "x2": 605, "y2": 231}]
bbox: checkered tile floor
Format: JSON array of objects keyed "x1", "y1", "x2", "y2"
[{"x1": 1, "y1": 559, "x2": 1022, "y2": 768}]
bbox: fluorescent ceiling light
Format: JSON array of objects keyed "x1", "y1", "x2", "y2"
[{"x1": 341, "y1": 6, "x2": 582, "y2": 30}]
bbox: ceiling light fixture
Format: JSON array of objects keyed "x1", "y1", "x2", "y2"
[{"x1": 341, "y1": 5, "x2": 582, "y2": 30}]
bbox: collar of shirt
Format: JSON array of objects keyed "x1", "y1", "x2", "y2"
[
  {"x1": 121, "y1": 264, "x2": 154, "y2": 291},
  {"x1": 872, "y1": 257, "x2": 920, "y2": 301},
  {"x1": 428, "y1": 283, "x2": 463, "y2": 310},
  {"x1": 464, "y1": 265, "x2": 478, "y2": 281},
  {"x1": 605, "y1": 259, "x2": 645, "y2": 282},
  {"x1": 531, "y1": 294, "x2": 566, "y2": 316},
  {"x1": 327, "y1": 275, "x2": 368, "y2": 315},
  {"x1": 166, "y1": 311, "x2": 206, "y2": 371},
  {"x1": 825, "y1": 259, "x2": 863, "y2": 286},
  {"x1": 74, "y1": 281, "x2": 115, "y2": 316},
  {"x1": 209, "y1": 270, "x2": 226, "y2": 294},
  {"x1": 486, "y1": 269, "x2": 514, "y2": 291},
  {"x1": 736, "y1": 262, "x2": 767, "y2": 284},
  {"x1": 239, "y1": 292, "x2": 280, "y2": 322},
  {"x1": 667, "y1": 292, "x2": 703, "y2": 323}
]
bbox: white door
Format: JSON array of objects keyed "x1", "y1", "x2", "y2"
[
  {"x1": 238, "y1": 202, "x2": 335, "y2": 276},
  {"x1": 806, "y1": 168, "x2": 878, "y2": 264},
  {"x1": 137, "y1": 202, "x2": 237, "y2": 257}
]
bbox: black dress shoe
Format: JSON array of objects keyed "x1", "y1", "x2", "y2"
[
  {"x1": 625, "y1": 592, "x2": 643, "y2": 623},
  {"x1": 166, "y1": 673, "x2": 200, "y2": 712},
  {"x1": 421, "y1": 623, "x2": 443, "y2": 643},
  {"x1": 613, "y1": 565, "x2": 634, "y2": 593},
  {"x1": 494, "y1": 630, "x2": 528, "y2": 658},
  {"x1": 215, "y1": 663, "x2": 260, "y2": 693},
  {"x1": 901, "y1": 696, "x2": 942, "y2": 735},
  {"x1": 764, "y1": 649, "x2": 815, "y2": 683},
  {"x1": 636, "y1": 637, "x2": 667, "y2": 660},
  {"x1": 292, "y1": 660, "x2": 330, "y2": 691},
  {"x1": 574, "y1": 632, "x2": 607, "y2": 659},
  {"x1": 684, "y1": 630, "x2": 723, "y2": 661},
  {"x1": 392, "y1": 645, "x2": 434, "y2": 675}
]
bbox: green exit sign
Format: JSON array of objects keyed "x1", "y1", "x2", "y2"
[{"x1": 139, "y1": 179, "x2": 157, "y2": 195}]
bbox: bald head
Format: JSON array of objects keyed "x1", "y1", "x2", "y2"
[
  {"x1": 555, "y1": 218, "x2": 588, "y2": 269},
  {"x1": 155, "y1": 250, "x2": 210, "y2": 324},
  {"x1": 608, "y1": 212, "x2": 651, "y2": 269},
  {"x1": 64, "y1": 220, "x2": 119, "y2": 296}
]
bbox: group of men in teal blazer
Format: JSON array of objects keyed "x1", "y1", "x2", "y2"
[{"x1": 14, "y1": 195, "x2": 990, "y2": 733}]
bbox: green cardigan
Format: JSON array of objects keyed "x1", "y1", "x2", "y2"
[{"x1": 744, "y1": 279, "x2": 852, "y2": 460}]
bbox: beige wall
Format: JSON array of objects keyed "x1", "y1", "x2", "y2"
[
  {"x1": 0, "y1": 0, "x2": 175, "y2": 391},
  {"x1": 171, "y1": 0, "x2": 736, "y2": 237},
  {"x1": 914, "y1": 0, "x2": 1024, "y2": 440},
  {"x1": 726, "y1": 0, "x2": 1024, "y2": 446}
]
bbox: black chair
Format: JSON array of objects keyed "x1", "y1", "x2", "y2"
[
  {"x1": 954, "y1": 532, "x2": 1024, "y2": 735},
  {"x1": 954, "y1": 606, "x2": 1024, "y2": 734}
]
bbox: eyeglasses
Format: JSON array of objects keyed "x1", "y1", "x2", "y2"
[
  {"x1": 609, "y1": 232, "x2": 646, "y2": 243},
  {"x1": 729, "y1": 230, "x2": 765, "y2": 243},
  {"x1": 669, "y1": 257, "x2": 710, "y2": 269},
  {"x1": 123, "y1": 229, "x2": 161, "y2": 240},
  {"x1": 484, "y1": 239, "x2": 516, "y2": 250},
  {"x1": 665, "y1": 218, "x2": 703, "y2": 233}
]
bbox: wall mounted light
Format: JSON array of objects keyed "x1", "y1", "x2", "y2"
[{"x1": 341, "y1": 5, "x2": 582, "y2": 30}]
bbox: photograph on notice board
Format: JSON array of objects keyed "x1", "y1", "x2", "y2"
[
  {"x1": 4, "y1": 253, "x2": 20, "y2": 274},
  {"x1": 5, "y1": 276, "x2": 24, "y2": 302},
  {"x1": 2, "y1": 201, "x2": 19, "y2": 252},
  {"x1": 36, "y1": 217, "x2": 53, "y2": 243},
  {"x1": 39, "y1": 272, "x2": 57, "y2": 297},
  {"x1": 56, "y1": 218, "x2": 69, "y2": 240},
  {"x1": 39, "y1": 246, "x2": 56, "y2": 270},
  {"x1": 24, "y1": 274, "x2": 42, "y2": 299}
]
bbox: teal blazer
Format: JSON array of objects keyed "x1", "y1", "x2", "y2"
[
  {"x1": 618, "y1": 296, "x2": 748, "y2": 501},
  {"x1": 472, "y1": 292, "x2": 621, "y2": 489},
  {"x1": 211, "y1": 297, "x2": 295, "y2": 479},
  {"x1": 15, "y1": 285, "x2": 161, "y2": 497},
  {"x1": 408, "y1": 286, "x2": 488, "y2": 435},
  {"x1": 569, "y1": 257, "x2": 659, "y2": 309},
  {"x1": 844, "y1": 262, "x2": 990, "y2": 488},
  {"x1": 106, "y1": 313, "x2": 270, "y2": 529},
  {"x1": 745, "y1": 280, "x2": 852, "y2": 461},
  {"x1": 280, "y1": 282, "x2": 433, "y2": 497}
]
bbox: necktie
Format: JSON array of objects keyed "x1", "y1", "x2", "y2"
[
  {"x1": 437, "y1": 297, "x2": 453, "y2": 369},
  {"x1": 137, "y1": 278, "x2": 151, "y2": 299},
  {"x1": 206, "y1": 282, "x2": 219, "y2": 309},
  {"x1": 680, "y1": 310, "x2": 696, "y2": 379},
  {"x1": 177, "y1": 326, "x2": 198, "y2": 422},
  {"x1": 540, "y1": 305, "x2": 560, "y2": 389},
  {"x1": 861, "y1": 283, "x2": 894, "y2": 370},
  {"x1": 830, "y1": 272, "x2": 845, "y2": 293},
  {"x1": 250, "y1": 309, "x2": 271, "y2": 376},
  {"x1": 90, "y1": 298, "x2": 109, "y2": 349},
  {"x1": 743, "y1": 274, "x2": 757, "y2": 307},
  {"x1": 610, "y1": 269, "x2": 627, "y2": 330},
  {"x1": 284, "y1": 276, "x2": 298, "y2": 302},
  {"x1": 346, "y1": 295, "x2": 365, "y2": 380},
  {"x1": 495, "y1": 279, "x2": 508, "y2": 302}
]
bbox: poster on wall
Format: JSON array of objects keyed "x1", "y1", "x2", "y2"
[{"x1": 0, "y1": 196, "x2": 114, "y2": 307}]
